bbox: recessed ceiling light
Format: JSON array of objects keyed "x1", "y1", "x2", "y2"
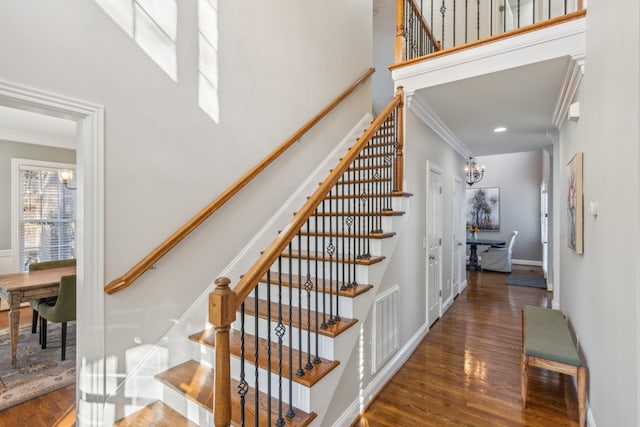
[{"x1": 494, "y1": 126, "x2": 507, "y2": 133}]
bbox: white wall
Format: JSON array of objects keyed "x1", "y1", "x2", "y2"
[
  {"x1": 0, "y1": 0, "x2": 373, "y2": 421},
  {"x1": 476, "y1": 151, "x2": 543, "y2": 262},
  {"x1": 372, "y1": 0, "x2": 395, "y2": 115},
  {"x1": 557, "y1": 0, "x2": 639, "y2": 425}
]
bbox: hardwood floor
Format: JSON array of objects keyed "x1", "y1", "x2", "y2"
[
  {"x1": 0, "y1": 306, "x2": 76, "y2": 427},
  {"x1": 0, "y1": 267, "x2": 579, "y2": 427},
  {"x1": 354, "y1": 266, "x2": 581, "y2": 427}
]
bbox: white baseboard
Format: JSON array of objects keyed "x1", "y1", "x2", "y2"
[
  {"x1": 332, "y1": 323, "x2": 430, "y2": 427},
  {"x1": 512, "y1": 259, "x2": 542, "y2": 266}
]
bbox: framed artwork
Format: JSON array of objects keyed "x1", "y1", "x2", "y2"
[
  {"x1": 466, "y1": 187, "x2": 500, "y2": 231},
  {"x1": 567, "y1": 152, "x2": 584, "y2": 254}
]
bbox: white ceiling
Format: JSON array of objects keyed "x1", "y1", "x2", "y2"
[
  {"x1": 0, "y1": 105, "x2": 76, "y2": 149},
  {"x1": 412, "y1": 56, "x2": 571, "y2": 156}
]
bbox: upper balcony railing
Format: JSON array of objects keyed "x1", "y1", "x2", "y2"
[{"x1": 395, "y1": 0, "x2": 585, "y2": 64}]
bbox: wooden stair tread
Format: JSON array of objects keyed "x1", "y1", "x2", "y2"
[
  {"x1": 282, "y1": 250, "x2": 385, "y2": 266},
  {"x1": 324, "y1": 191, "x2": 411, "y2": 199},
  {"x1": 114, "y1": 401, "x2": 198, "y2": 427},
  {"x1": 258, "y1": 272, "x2": 373, "y2": 298},
  {"x1": 298, "y1": 230, "x2": 396, "y2": 240},
  {"x1": 336, "y1": 177, "x2": 392, "y2": 185},
  {"x1": 242, "y1": 297, "x2": 358, "y2": 338},
  {"x1": 155, "y1": 360, "x2": 317, "y2": 427},
  {"x1": 189, "y1": 329, "x2": 340, "y2": 388},
  {"x1": 311, "y1": 210, "x2": 404, "y2": 217}
]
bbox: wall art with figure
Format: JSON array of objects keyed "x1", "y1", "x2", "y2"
[
  {"x1": 466, "y1": 187, "x2": 500, "y2": 231},
  {"x1": 567, "y1": 152, "x2": 583, "y2": 254}
]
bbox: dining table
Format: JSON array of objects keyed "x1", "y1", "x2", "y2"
[
  {"x1": 0, "y1": 266, "x2": 76, "y2": 367},
  {"x1": 466, "y1": 238, "x2": 505, "y2": 271}
]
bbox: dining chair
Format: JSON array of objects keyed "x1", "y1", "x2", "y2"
[
  {"x1": 28, "y1": 259, "x2": 76, "y2": 339},
  {"x1": 38, "y1": 274, "x2": 76, "y2": 361},
  {"x1": 480, "y1": 231, "x2": 518, "y2": 272}
]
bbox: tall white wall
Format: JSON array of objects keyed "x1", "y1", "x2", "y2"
[
  {"x1": 0, "y1": 0, "x2": 373, "y2": 420},
  {"x1": 556, "y1": 0, "x2": 639, "y2": 425},
  {"x1": 476, "y1": 151, "x2": 543, "y2": 262},
  {"x1": 373, "y1": 0, "x2": 396, "y2": 114}
]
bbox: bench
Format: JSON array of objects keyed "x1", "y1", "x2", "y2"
[{"x1": 521, "y1": 306, "x2": 587, "y2": 427}]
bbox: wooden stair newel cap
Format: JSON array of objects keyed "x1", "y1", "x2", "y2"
[{"x1": 209, "y1": 277, "x2": 236, "y2": 327}]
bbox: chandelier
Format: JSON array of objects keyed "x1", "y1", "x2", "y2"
[{"x1": 465, "y1": 157, "x2": 485, "y2": 186}]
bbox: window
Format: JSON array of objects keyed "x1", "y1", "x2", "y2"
[{"x1": 12, "y1": 159, "x2": 76, "y2": 271}]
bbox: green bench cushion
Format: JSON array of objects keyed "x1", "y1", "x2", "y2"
[{"x1": 524, "y1": 306, "x2": 581, "y2": 367}]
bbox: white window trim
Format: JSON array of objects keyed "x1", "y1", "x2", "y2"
[{"x1": 11, "y1": 158, "x2": 76, "y2": 271}]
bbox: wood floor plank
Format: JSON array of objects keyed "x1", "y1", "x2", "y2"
[{"x1": 353, "y1": 266, "x2": 581, "y2": 427}]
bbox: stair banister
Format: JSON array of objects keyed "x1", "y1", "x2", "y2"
[
  {"x1": 231, "y1": 86, "x2": 404, "y2": 309},
  {"x1": 104, "y1": 67, "x2": 375, "y2": 295},
  {"x1": 395, "y1": 0, "x2": 441, "y2": 63}
]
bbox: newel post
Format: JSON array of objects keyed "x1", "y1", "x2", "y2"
[
  {"x1": 395, "y1": 0, "x2": 405, "y2": 63},
  {"x1": 396, "y1": 86, "x2": 405, "y2": 193},
  {"x1": 209, "y1": 277, "x2": 236, "y2": 427}
]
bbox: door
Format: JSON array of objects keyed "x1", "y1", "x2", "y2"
[
  {"x1": 452, "y1": 177, "x2": 464, "y2": 296},
  {"x1": 541, "y1": 184, "x2": 549, "y2": 278},
  {"x1": 426, "y1": 163, "x2": 443, "y2": 326}
]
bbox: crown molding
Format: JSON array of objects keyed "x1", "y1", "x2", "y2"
[
  {"x1": 408, "y1": 94, "x2": 471, "y2": 158},
  {"x1": 552, "y1": 53, "x2": 585, "y2": 128}
]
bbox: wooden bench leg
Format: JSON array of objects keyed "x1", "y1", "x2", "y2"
[
  {"x1": 577, "y1": 366, "x2": 586, "y2": 427},
  {"x1": 521, "y1": 353, "x2": 528, "y2": 407}
]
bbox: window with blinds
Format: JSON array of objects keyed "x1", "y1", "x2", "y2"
[{"x1": 18, "y1": 163, "x2": 76, "y2": 271}]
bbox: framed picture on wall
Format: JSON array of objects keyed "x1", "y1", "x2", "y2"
[
  {"x1": 466, "y1": 187, "x2": 500, "y2": 231},
  {"x1": 567, "y1": 152, "x2": 584, "y2": 254}
]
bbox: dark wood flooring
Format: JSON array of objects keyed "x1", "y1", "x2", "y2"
[
  {"x1": 0, "y1": 266, "x2": 579, "y2": 427},
  {"x1": 354, "y1": 265, "x2": 581, "y2": 426},
  {"x1": 0, "y1": 306, "x2": 76, "y2": 426}
]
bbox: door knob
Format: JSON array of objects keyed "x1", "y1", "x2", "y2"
[{"x1": 429, "y1": 255, "x2": 435, "y2": 260}]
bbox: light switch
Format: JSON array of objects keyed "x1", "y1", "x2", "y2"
[{"x1": 588, "y1": 201, "x2": 598, "y2": 217}]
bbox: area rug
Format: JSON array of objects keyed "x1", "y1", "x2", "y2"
[
  {"x1": 506, "y1": 274, "x2": 547, "y2": 289},
  {"x1": 0, "y1": 321, "x2": 75, "y2": 411}
]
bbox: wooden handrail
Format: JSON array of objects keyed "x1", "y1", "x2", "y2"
[
  {"x1": 232, "y1": 87, "x2": 404, "y2": 307},
  {"x1": 104, "y1": 67, "x2": 375, "y2": 295},
  {"x1": 390, "y1": 9, "x2": 586, "y2": 70}
]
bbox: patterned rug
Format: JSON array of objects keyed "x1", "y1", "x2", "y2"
[{"x1": 0, "y1": 321, "x2": 75, "y2": 411}]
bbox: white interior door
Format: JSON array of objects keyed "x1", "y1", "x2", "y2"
[
  {"x1": 541, "y1": 184, "x2": 549, "y2": 278},
  {"x1": 452, "y1": 177, "x2": 464, "y2": 296},
  {"x1": 426, "y1": 163, "x2": 443, "y2": 326}
]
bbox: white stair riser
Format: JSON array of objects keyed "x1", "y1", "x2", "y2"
[
  {"x1": 233, "y1": 315, "x2": 336, "y2": 360},
  {"x1": 287, "y1": 236, "x2": 383, "y2": 258},
  {"x1": 271, "y1": 258, "x2": 371, "y2": 284},
  {"x1": 230, "y1": 357, "x2": 313, "y2": 412},
  {"x1": 254, "y1": 282, "x2": 355, "y2": 317},
  {"x1": 302, "y1": 216, "x2": 394, "y2": 234}
]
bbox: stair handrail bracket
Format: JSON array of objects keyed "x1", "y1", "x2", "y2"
[
  {"x1": 104, "y1": 68, "x2": 375, "y2": 295},
  {"x1": 208, "y1": 87, "x2": 404, "y2": 426}
]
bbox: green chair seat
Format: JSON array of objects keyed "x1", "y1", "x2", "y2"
[
  {"x1": 28, "y1": 259, "x2": 76, "y2": 336},
  {"x1": 38, "y1": 274, "x2": 76, "y2": 361}
]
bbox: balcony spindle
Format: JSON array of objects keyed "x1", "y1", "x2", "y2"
[
  {"x1": 297, "y1": 234, "x2": 304, "y2": 377},
  {"x1": 314, "y1": 209, "x2": 321, "y2": 364},
  {"x1": 321, "y1": 199, "x2": 328, "y2": 330},
  {"x1": 286, "y1": 246, "x2": 295, "y2": 419},
  {"x1": 266, "y1": 271, "x2": 273, "y2": 426},
  {"x1": 238, "y1": 303, "x2": 247, "y2": 426},
  {"x1": 276, "y1": 264, "x2": 285, "y2": 427}
]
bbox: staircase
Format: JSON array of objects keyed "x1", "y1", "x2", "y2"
[{"x1": 113, "y1": 90, "x2": 407, "y2": 426}]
